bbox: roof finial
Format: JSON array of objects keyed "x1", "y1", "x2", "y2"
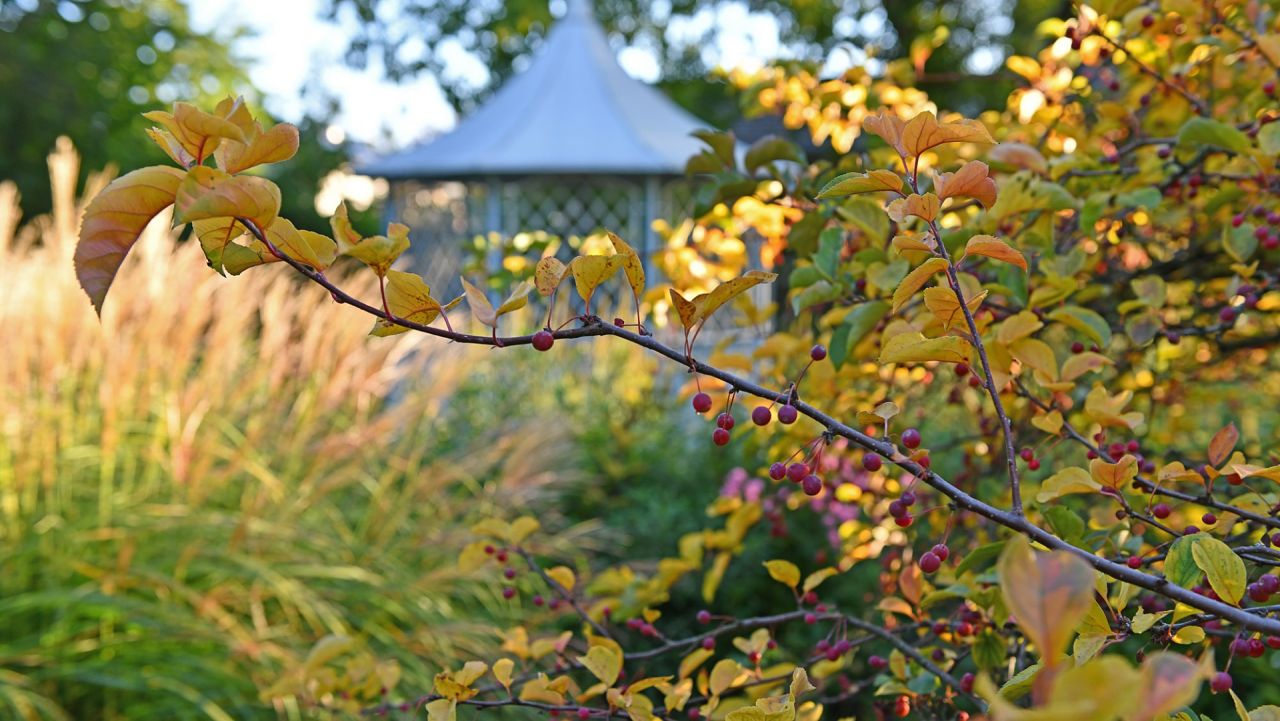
[{"x1": 566, "y1": 0, "x2": 593, "y2": 20}]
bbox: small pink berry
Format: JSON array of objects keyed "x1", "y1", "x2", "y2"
[
  {"x1": 810, "y1": 344, "x2": 827, "y2": 361},
  {"x1": 716, "y1": 412, "x2": 735, "y2": 430},
  {"x1": 778, "y1": 404, "x2": 799, "y2": 424},
  {"x1": 712, "y1": 428, "x2": 731, "y2": 446},
  {"x1": 752, "y1": 406, "x2": 772, "y2": 426},
  {"x1": 862, "y1": 453, "x2": 883, "y2": 472},
  {"x1": 902, "y1": 428, "x2": 921, "y2": 449},
  {"x1": 768, "y1": 462, "x2": 787, "y2": 480},
  {"x1": 532, "y1": 330, "x2": 555, "y2": 351},
  {"x1": 919, "y1": 552, "x2": 941, "y2": 573},
  {"x1": 1211, "y1": 672, "x2": 1232, "y2": 694}
]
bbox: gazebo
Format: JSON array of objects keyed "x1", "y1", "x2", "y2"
[{"x1": 357, "y1": 0, "x2": 710, "y2": 292}]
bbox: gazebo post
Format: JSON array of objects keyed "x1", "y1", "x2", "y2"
[
  {"x1": 484, "y1": 176, "x2": 503, "y2": 278},
  {"x1": 642, "y1": 176, "x2": 659, "y2": 282}
]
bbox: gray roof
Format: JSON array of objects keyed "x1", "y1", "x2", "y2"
[{"x1": 357, "y1": 0, "x2": 710, "y2": 180}]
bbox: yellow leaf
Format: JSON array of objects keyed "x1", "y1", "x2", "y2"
[
  {"x1": 900, "y1": 111, "x2": 995, "y2": 157},
  {"x1": 802, "y1": 568, "x2": 838, "y2": 593},
  {"x1": 425, "y1": 699, "x2": 456, "y2": 721},
  {"x1": 892, "y1": 258, "x2": 949, "y2": 313},
  {"x1": 520, "y1": 675, "x2": 567, "y2": 705},
  {"x1": 964, "y1": 235, "x2": 1027, "y2": 272},
  {"x1": 172, "y1": 165, "x2": 280, "y2": 231},
  {"x1": 669, "y1": 288, "x2": 701, "y2": 330},
  {"x1": 330, "y1": 201, "x2": 362, "y2": 252},
  {"x1": 703, "y1": 551, "x2": 731, "y2": 602},
  {"x1": 1130, "y1": 609, "x2": 1169, "y2": 635},
  {"x1": 1031, "y1": 410, "x2": 1063, "y2": 435},
  {"x1": 265, "y1": 217, "x2": 335, "y2": 271},
  {"x1": 1171, "y1": 626, "x2": 1205, "y2": 644},
  {"x1": 935, "y1": 161, "x2": 997, "y2": 208},
  {"x1": 533, "y1": 256, "x2": 569, "y2": 297},
  {"x1": 679, "y1": 649, "x2": 714, "y2": 680},
  {"x1": 1257, "y1": 34, "x2": 1280, "y2": 67},
  {"x1": 1090, "y1": 455, "x2": 1138, "y2": 490},
  {"x1": 816, "y1": 169, "x2": 904, "y2": 198},
  {"x1": 1250, "y1": 707, "x2": 1280, "y2": 721},
  {"x1": 510, "y1": 516, "x2": 541, "y2": 543},
  {"x1": 1085, "y1": 386, "x2": 1144, "y2": 430},
  {"x1": 578, "y1": 646, "x2": 622, "y2": 687},
  {"x1": 143, "y1": 100, "x2": 247, "y2": 162},
  {"x1": 879, "y1": 332, "x2": 971, "y2": 365},
  {"x1": 75, "y1": 165, "x2": 185, "y2": 314},
  {"x1": 996, "y1": 310, "x2": 1043, "y2": 345},
  {"x1": 996, "y1": 536, "x2": 1096, "y2": 665},
  {"x1": 710, "y1": 659, "x2": 746, "y2": 696},
  {"x1": 146, "y1": 128, "x2": 196, "y2": 167},
  {"x1": 569, "y1": 255, "x2": 622, "y2": 306},
  {"x1": 1190, "y1": 536, "x2": 1246, "y2": 605},
  {"x1": 891, "y1": 233, "x2": 935, "y2": 254},
  {"x1": 546, "y1": 566, "x2": 575, "y2": 592},
  {"x1": 1035, "y1": 467, "x2": 1100, "y2": 503},
  {"x1": 695, "y1": 271, "x2": 779, "y2": 323},
  {"x1": 346, "y1": 223, "x2": 410, "y2": 276},
  {"x1": 921, "y1": 286, "x2": 986, "y2": 330},
  {"x1": 1060, "y1": 352, "x2": 1112, "y2": 382},
  {"x1": 1009, "y1": 337, "x2": 1057, "y2": 380},
  {"x1": 877, "y1": 596, "x2": 915, "y2": 618},
  {"x1": 216, "y1": 121, "x2": 299, "y2": 174},
  {"x1": 606, "y1": 234, "x2": 646, "y2": 302},
  {"x1": 371, "y1": 270, "x2": 456, "y2": 337},
  {"x1": 764, "y1": 560, "x2": 801, "y2": 589},
  {"x1": 1158, "y1": 462, "x2": 1205, "y2": 484},
  {"x1": 497, "y1": 280, "x2": 535, "y2": 316}
]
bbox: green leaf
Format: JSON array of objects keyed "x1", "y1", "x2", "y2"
[
  {"x1": 817, "y1": 169, "x2": 904, "y2": 199},
  {"x1": 692, "y1": 129, "x2": 737, "y2": 166},
  {"x1": 1048, "y1": 306, "x2": 1113, "y2": 348},
  {"x1": 1223, "y1": 223, "x2": 1258, "y2": 263},
  {"x1": 814, "y1": 228, "x2": 843, "y2": 277},
  {"x1": 1043, "y1": 506, "x2": 1086, "y2": 547},
  {"x1": 955, "y1": 541, "x2": 1006, "y2": 576},
  {"x1": 973, "y1": 630, "x2": 1007, "y2": 671},
  {"x1": 836, "y1": 197, "x2": 890, "y2": 243},
  {"x1": 1190, "y1": 536, "x2": 1246, "y2": 604},
  {"x1": 1115, "y1": 187, "x2": 1163, "y2": 210},
  {"x1": 1176, "y1": 117, "x2": 1252, "y2": 155},
  {"x1": 1163, "y1": 535, "x2": 1204, "y2": 590},
  {"x1": 1259, "y1": 123, "x2": 1280, "y2": 155},
  {"x1": 831, "y1": 301, "x2": 890, "y2": 368},
  {"x1": 744, "y1": 135, "x2": 804, "y2": 173}
]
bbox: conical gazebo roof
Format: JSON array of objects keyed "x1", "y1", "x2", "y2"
[{"x1": 358, "y1": 0, "x2": 709, "y2": 179}]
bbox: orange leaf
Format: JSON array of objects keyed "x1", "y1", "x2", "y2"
[
  {"x1": 143, "y1": 100, "x2": 247, "y2": 162},
  {"x1": 964, "y1": 235, "x2": 1027, "y2": 272},
  {"x1": 216, "y1": 121, "x2": 300, "y2": 174},
  {"x1": 996, "y1": 536, "x2": 1096, "y2": 666},
  {"x1": 988, "y1": 142, "x2": 1047, "y2": 174},
  {"x1": 75, "y1": 165, "x2": 185, "y2": 314},
  {"x1": 1207, "y1": 423, "x2": 1238, "y2": 467},
  {"x1": 935, "y1": 161, "x2": 997, "y2": 208},
  {"x1": 886, "y1": 193, "x2": 941, "y2": 223},
  {"x1": 900, "y1": 112, "x2": 995, "y2": 158},
  {"x1": 863, "y1": 109, "x2": 907, "y2": 156},
  {"x1": 892, "y1": 257, "x2": 949, "y2": 313}
]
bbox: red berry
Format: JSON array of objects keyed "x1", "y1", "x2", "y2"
[
  {"x1": 1028, "y1": 458, "x2": 1041, "y2": 471},
  {"x1": 701, "y1": 637, "x2": 714, "y2": 650},
  {"x1": 769, "y1": 462, "x2": 787, "y2": 480},
  {"x1": 893, "y1": 696, "x2": 910, "y2": 718},
  {"x1": 503, "y1": 587, "x2": 516, "y2": 599},
  {"x1": 919, "y1": 552, "x2": 941, "y2": 573},
  {"x1": 578, "y1": 708, "x2": 590, "y2": 720},
  {"x1": 1141, "y1": 13, "x2": 1154, "y2": 27},
  {"x1": 931, "y1": 543, "x2": 949, "y2": 561},
  {"x1": 696, "y1": 610, "x2": 712, "y2": 624},
  {"x1": 692, "y1": 392, "x2": 712, "y2": 414},
  {"x1": 1266, "y1": 81, "x2": 1277, "y2": 96},
  {"x1": 1260, "y1": 575, "x2": 1280, "y2": 594},
  {"x1": 1220, "y1": 306, "x2": 1238, "y2": 323},
  {"x1": 889, "y1": 499, "x2": 908, "y2": 518},
  {"x1": 801, "y1": 475, "x2": 823, "y2": 496},
  {"x1": 1248, "y1": 583, "x2": 1270, "y2": 603},
  {"x1": 752, "y1": 405, "x2": 772, "y2": 426},
  {"x1": 901, "y1": 491, "x2": 917, "y2": 507},
  {"x1": 712, "y1": 428, "x2": 731, "y2": 446},
  {"x1": 863, "y1": 453, "x2": 883, "y2": 472},
  {"x1": 804, "y1": 613, "x2": 817, "y2": 624},
  {"x1": 895, "y1": 514, "x2": 914, "y2": 528},
  {"x1": 1249, "y1": 638, "x2": 1266, "y2": 657},
  {"x1": 960, "y1": 672, "x2": 975, "y2": 693},
  {"x1": 1127, "y1": 556, "x2": 1143, "y2": 569},
  {"x1": 869, "y1": 655, "x2": 887, "y2": 670},
  {"x1": 787, "y1": 462, "x2": 810, "y2": 483},
  {"x1": 902, "y1": 428, "x2": 922, "y2": 449},
  {"x1": 533, "y1": 594, "x2": 545, "y2": 606},
  {"x1": 1211, "y1": 672, "x2": 1232, "y2": 693},
  {"x1": 778, "y1": 404, "x2": 799, "y2": 424},
  {"x1": 810, "y1": 344, "x2": 827, "y2": 361},
  {"x1": 1152, "y1": 503, "x2": 1171, "y2": 519},
  {"x1": 532, "y1": 329, "x2": 555, "y2": 351},
  {"x1": 1019, "y1": 447, "x2": 1034, "y2": 461},
  {"x1": 1267, "y1": 636, "x2": 1280, "y2": 650},
  {"x1": 1202, "y1": 513, "x2": 1217, "y2": 526},
  {"x1": 1071, "y1": 341, "x2": 1085, "y2": 353},
  {"x1": 956, "y1": 364, "x2": 970, "y2": 377},
  {"x1": 504, "y1": 567, "x2": 516, "y2": 579},
  {"x1": 716, "y1": 412, "x2": 735, "y2": 430}
]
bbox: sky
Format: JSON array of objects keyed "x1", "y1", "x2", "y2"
[{"x1": 187, "y1": 0, "x2": 806, "y2": 151}]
